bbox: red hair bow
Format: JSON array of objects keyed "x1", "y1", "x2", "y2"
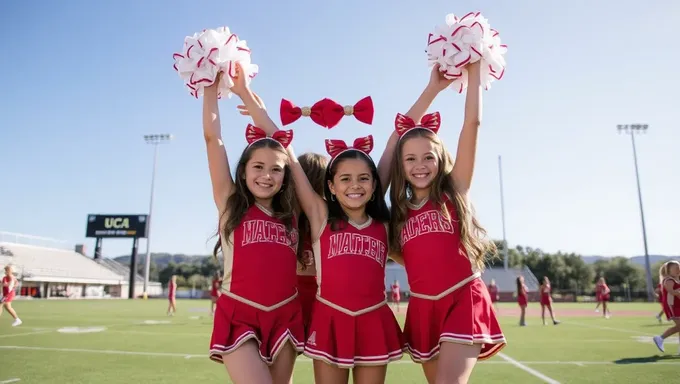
[
  {"x1": 280, "y1": 96, "x2": 374, "y2": 129},
  {"x1": 394, "y1": 112, "x2": 441, "y2": 137},
  {"x1": 325, "y1": 135, "x2": 374, "y2": 160},
  {"x1": 245, "y1": 124, "x2": 293, "y2": 148}
]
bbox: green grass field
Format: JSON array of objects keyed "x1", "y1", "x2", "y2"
[{"x1": 0, "y1": 300, "x2": 676, "y2": 383}]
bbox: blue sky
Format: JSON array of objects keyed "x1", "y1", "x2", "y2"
[{"x1": 1, "y1": 0, "x2": 678, "y2": 259}]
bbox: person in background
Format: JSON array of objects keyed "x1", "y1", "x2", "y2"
[
  {"x1": 0, "y1": 265, "x2": 22, "y2": 327},
  {"x1": 539, "y1": 276, "x2": 560, "y2": 326},
  {"x1": 167, "y1": 275, "x2": 177, "y2": 316},
  {"x1": 391, "y1": 279, "x2": 401, "y2": 313},
  {"x1": 488, "y1": 279, "x2": 499, "y2": 311},
  {"x1": 516, "y1": 276, "x2": 528, "y2": 327}
]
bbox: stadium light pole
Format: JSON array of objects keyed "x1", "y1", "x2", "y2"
[
  {"x1": 498, "y1": 156, "x2": 509, "y2": 270},
  {"x1": 617, "y1": 123, "x2": 654, "y2": 302},
  {"x1": 142, "y1": 133, "x2": 173, "y2": 298}
]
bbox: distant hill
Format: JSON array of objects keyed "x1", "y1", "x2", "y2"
[
  {"x1": 582, "y1": 255, "x2": 679, "y2": 266},
  {"x1": 113, "y1": 253, "x2": 211, "y2": 267},
  {"x1": 112, "y1": 252, "x2": 680, "y2": 270}
]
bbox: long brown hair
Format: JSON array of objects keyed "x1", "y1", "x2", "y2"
[
  {"x1": 297, "y1": 152, "x2": 328, "y2": 266},
  {"x1": 212, "y1": 139, "x2": 299, "y2": 263},
  {"x1": 388, "y1": 128, "x2": 496, "y2": 272}
]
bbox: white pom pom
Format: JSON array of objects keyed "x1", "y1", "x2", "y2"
[
  {"x1": 426, "y1": 12, "x2": 507, "y2": 93},
  {"x1": 172, "y1": 27, "x2": 259, "y2": 99}
]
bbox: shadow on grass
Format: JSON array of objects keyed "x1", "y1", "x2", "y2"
[{"x1": 614, "y1": 355, "x2": 680, "y2": 365}]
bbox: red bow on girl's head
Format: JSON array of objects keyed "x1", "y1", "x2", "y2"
[
  {"x1": 245, "y1": 124, "x2": 293, "y2": 148},
  {"x1": 394, "y1": 112, "x2": 441, "y2": 137},
  {"x1": 325, "y1": 135, "x2": 374, "y2": 161},
  {"x1": 280, "y1": 96, "x2": 374, "y2": 129}
]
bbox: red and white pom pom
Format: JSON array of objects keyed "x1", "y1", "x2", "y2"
[
  {"x1": 172, "y1": 26, "x2": 259, "y2": 99},
  {"x1": 426, "y1": 12, "x2": 507, "y2": 93}
]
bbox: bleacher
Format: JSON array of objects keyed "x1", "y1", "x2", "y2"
[
  {"x1": 0, "y1": 242, "x2": 123, "y2": 284},
  {"x1": 481, "y1": 266, "x2": 540, "y2": 292},
  {"x1": 385, "y1": 262, "x2": 539, "y2": 302}
]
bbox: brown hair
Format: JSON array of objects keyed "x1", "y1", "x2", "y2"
[
  {"x1": 212, "y1": 139, "x2": 299, "y2": 263},
  {"x1": 297, "y1": 152, "x2": 328, "y2": 266},
  {"x1": 388, "y1": 129, "x2": 496, "y2": 271}
]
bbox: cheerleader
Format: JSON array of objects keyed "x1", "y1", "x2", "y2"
[
  {"x1": 204, "y1": 68, "x2": 304, "y2": 384},
  {"x1": 167, "y1": 275, "x2": 177, "y2": 316},
  {"x1": 487, "y1": 279, "x2": 499, "y2": 311},
  {"x1": 237, "y1": 95, "x2": 328, "y2": 338},
  {"x1": 653, "y1": 261, "x2": 680, "y2": 353},
  {"x1": 387, "y1": 62, "x2": 505, "y2": 384},
  {"x1": 595, "y1": 277, "x2": 611, "y2": 319},
  {"x1": 516, "y1": 276, "x2": 528, "y2": 327},
  {"x1": 391, "y1": 279, "x2": 401, "y2": 313},
  {"x1": 539, "y1": 277, "x2": 560, "y2": 325},
  {"x1": 1, "y1": 265, "x2": 22, "y2": 327}
]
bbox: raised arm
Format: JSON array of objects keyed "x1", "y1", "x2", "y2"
[
  {"x1": 450, "y1": 61, "x2": 482, "y2": 194},
  {"x1": 203, "y1": 76, "x2": 234, "y2": 214},
  {"x1": 378, "y1": 65, "x2": 451, "y2": 191},
  {"x1": 231, "y1": 64, "x2": 327, "y2": 236}
]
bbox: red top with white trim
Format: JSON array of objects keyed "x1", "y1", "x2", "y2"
[
  {"x1": 221, "y1": 204, "x2": 299, "y2": 307},
  {"x1": 663, "y1": 277, "x2": 680, "y2": 311},
  {"x1": 2, "y1": 275, "x2": 16, "y2": 297},
  {"x1": 400, "y1": 197, "x2": 473, "y2": 296},
  {"x1": 315, "y1": 218, "x2": 388, "y2": 311}
]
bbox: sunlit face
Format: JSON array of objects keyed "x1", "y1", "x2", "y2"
[
  {"x1": 4, "y1": 267, "x2": 11, "y2": 276},
  {"x1": 401, "y1": 135, "x2": 440, "y2": 191},
  {"x1": 245, "y1": 147, "x2": 287, "y2": 200},
  {"x1": 519, "y1": 276, "x2": 524, "y2": 283},
  {"x1": 328, "y1": 158, "x2": 375, "y2": 212},
  {"x1": 669, "y1": 263, "x2": 680, "y2": 278}
]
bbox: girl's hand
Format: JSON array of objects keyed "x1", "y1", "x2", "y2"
[
  {"x1": 427, "y1": 63, "x2": 454, "y2": 93},
  {"x1": 229, "y1": 62, "x2": 250, "y2": 97},
  {"x1": 205, "y1": 71, "x2": 222, "y2": 94},
  {"x1": 236, "y1": 92, "x2": 266, "y2": 116}
]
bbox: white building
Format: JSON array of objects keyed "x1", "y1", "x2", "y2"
[{"x1": 0, "y1": 233, "x2": 162, "y2": 299}]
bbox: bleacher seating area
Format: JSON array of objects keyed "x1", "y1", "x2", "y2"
[{"x1": 0, "y1": 233, "x2": 163, "y2": 299}]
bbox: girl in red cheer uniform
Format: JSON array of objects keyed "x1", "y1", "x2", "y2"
[
  {"x1": 167, "y1": 275, "x2": 177, "y2": 316},
  {"x1": 386, "y1": 62, "x2": 505, "y2": 384},
  {"x1": 204, "y1": 68, "x2": 304, "y2": 384},
  {"x1": 516, "y1": 276, "x2": 528, "y2": 327},
  {"x1": 654, "y1": 261, "x2": 680, "y2": 353},
  {"x1": 391, "y1": 279, "x2": 401, "y2": 313},
  {"x1": 539, "y1": 277, "x2": 560, "y2": 325},
  {"x1": 238, "y1": 96, "x2": 329, "y2": 341},
  {"x1": 488, "y1": 279, "x2": 499, "y2": 311},
  {"x1": 1, "y1": 265, "x2": 22, "y2": 327},
  {"x1": 595, "y1": 277, "x2": 611, "y2": 319}
]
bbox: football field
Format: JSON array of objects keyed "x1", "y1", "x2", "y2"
[{"x1": 0, "y1": 300, "x2": 675, "y2": 383}]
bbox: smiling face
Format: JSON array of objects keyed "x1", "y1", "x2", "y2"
[
  {"x1": 327, "y1": 157, "x2": 376, "y2": 212},
  {"x1": 244, "y1": 147, "x2": 288, "y2": 201},
  {"x1": 400, "y1": 133, "x2": 442, "y2": 195}
]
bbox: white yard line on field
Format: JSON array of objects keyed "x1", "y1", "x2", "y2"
[
  {"x1": 0, "y1": 379, "x2": 21, "y2": 384},
  {"x1": 497, "y1": 353, "x2": 561, "y2": 384},
  {"x1": 2, "y1": 345, "x2": 677, "y2": 366},
  {"x1": 0, "y1": 330, "x2": 53, "y2": 338},
  {"x1": 565, "y1": 321, "x2": 655, "y2": 336}
]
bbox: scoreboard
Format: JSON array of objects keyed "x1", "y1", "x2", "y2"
[{"x1": 86, "y1": 214, "x2": 148, "y2": 238}]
